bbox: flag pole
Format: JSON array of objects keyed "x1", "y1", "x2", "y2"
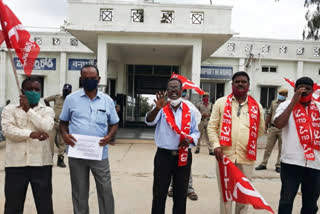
[{"x1": 7, "y1": 48, "x2": 22, "y2": 95}]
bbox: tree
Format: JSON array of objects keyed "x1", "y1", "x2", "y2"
[{"x1": 303, "y1": 0, "x2": 320, "y2": 40}]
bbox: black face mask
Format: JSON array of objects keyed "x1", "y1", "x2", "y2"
[{"x1": 82, "y1": 79, "x2": 98, "y2": 91}]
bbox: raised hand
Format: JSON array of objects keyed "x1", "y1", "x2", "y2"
[
  {"x1": 19, "y1": 94, "x2": 30, "y2": 112},
  {"x1": 291, "y1": 87, "x2": 307, "y2": 105},
  {"x1": 154, "y1": 91, "x2": 168, "y2": 110}
]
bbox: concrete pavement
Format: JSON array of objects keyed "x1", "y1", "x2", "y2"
[{"x1": 0, "y1": 140, "x2": 315, "y2": 214}]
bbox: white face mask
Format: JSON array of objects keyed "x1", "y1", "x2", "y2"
[{"x1": 168, "y1": 97, "x2": 182, "y2": 107}]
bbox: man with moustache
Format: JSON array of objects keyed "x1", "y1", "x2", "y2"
[
  {"x1": 60, "y1": 64, "x2": 119, "y2": 214},
  {"x1": 1, "y1": 78, "x2": 55, "y2": 214},
  {"x1": 274, "y1": 77, "x2": 320, "y2": 214},
  {"x1": 44, "y1": 83, "x2": 72, "y2": 167},
  {"x1": 207, "y1": 71, "x2": 265, "y2": 214},
  {"x1": 255, "y1": 87, "x2": 288, "y2": 173},
  {"x1": 145, "y1": 78, "x2": 200, "y2": 214}
]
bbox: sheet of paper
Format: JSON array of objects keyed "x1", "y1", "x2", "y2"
[{"x1": 67, "y1": 134, "x2": 103, "y2": 160}]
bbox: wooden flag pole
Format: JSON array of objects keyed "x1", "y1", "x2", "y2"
[{"x1": 7, "y1": 48, "x2": 22, "y2": 95}]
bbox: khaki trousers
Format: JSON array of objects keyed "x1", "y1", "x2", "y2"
[
  {"x1": 260, "y1": 126, "x2": 282, "y2": 168},
  {"x1": 49, "y1": 121, "x2": 66, "y2": 156},
  {"x1": 216, "y1": 161, "x2": 254, "y2": 214},
  {"x1": 196, "y1": 119, "x2": 213, "y2": 151}
]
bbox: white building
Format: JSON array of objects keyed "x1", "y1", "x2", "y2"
[{"x1": 0, "y1": 0, "x2": 319, "y2": 126}]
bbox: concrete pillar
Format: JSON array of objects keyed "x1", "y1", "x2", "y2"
[
  {"x1": 190, "y1": 40, "x2": 202, "y2": 104},
  {"x1": 116, "y1": 62, "x2": 125, "y2": 94},
  {"x1": 59, "y1": 52, "x2": 67, "y2": 90},
  {"x1": 97, "y1": 39, "x2": 107, "y2": 86},
  {"x1": 296, "y1": 61, "x2": 304, "y2": 79},
  {"x1": 0, "y1": 50, "x2": 6, "y2": 106}
]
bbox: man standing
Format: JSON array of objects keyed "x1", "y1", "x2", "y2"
[
  {"x1": 207, "y1": 71, "x2": 265, "y2": 214},
  {"x1": 195, "y1": 92, "x2": 214, "y2": 155},
  {"x1": 255, "y1": 87, "x2": 288, "y2": 173},
  {"x1": 274, "y1": 77, "x2": 320, "y2": 214},
  {"x1": 1, "y1": 78, "x2": 55, "y2": 214},
  {"x1": 44, "y1": 83, "x2": 72, "y2": 168},
  {"x1": 60, "y1": 65, "x2": 119, "y2": 214},
  {"x1": 145, "y1": 79, "x2": 200, "y2": 214}
]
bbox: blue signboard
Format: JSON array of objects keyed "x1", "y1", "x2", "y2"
[
  {"x1": 14, "y1": 57, "x2": 56, "y2": 70},
  {"x1": 68, "y1": 58, "x2": 97, "y2": 71},
  {"x1": 201, "y1": 66, "x2": 233, "y2": 79}
]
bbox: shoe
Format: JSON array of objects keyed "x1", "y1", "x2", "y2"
[
  {"x1": 255, "y1": 165, "x2": 267, "y2": 170},
  {"x1": 168, "y1": 189, "x2": 173, "y2": 197},
  {"x1": 275, "y1": 167, "x2": 281, "y2": 173},
  {"x1": 195, "y1": 149, "x2": 200, "y2": 154},
  {"x1": 209, "y1": 151, "x2": 215, "y2": 156},
  {"x1": 187, "y1": 192, "x2": 198, "y2": 201},
  {"x1": 57, "y1": 155, "x2": 66, "y2": 168}
]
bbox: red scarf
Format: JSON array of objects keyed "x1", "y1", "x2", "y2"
[
  {"x1": 220, "y1": 94, "x2": 260, "y2": 160},
  {"x1": 293, "y1": 101, "x2": 320, "y2": 161},
  {"x1": 163, "y1": 102, "x2": 192, "y2": 166}
]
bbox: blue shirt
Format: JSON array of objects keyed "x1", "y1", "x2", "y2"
[
  {"x1": 59, "y1": 89, "x2": 119, "y2": 159},
  {"x1": 145, "y1": 103, "x2": 200, "y2": 150}
]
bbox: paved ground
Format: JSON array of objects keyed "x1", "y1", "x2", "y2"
[{"x1": 0, "y1": 139, "x2": 316, "y2": 214}]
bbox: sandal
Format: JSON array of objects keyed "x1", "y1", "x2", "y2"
[{"x1": 187, "y1": 192, "x2": 198, "y2": 200}]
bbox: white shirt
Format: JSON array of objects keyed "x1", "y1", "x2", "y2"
[{"x1": 274, "y1": 100, "x2": 320, "y2": 170}]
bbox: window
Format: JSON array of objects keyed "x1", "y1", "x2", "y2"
[
  {"x1": 34, "y1": 37, "x2": 42, "y2": 46},
  {"x1": 260, "y1": 87, "x2": 276, "y2": 109},
  {"x1": 227, "y1": 43, "x2": 235, "y2": 51},
  {"x1": 190, "y1": 12, "x2": 204, "y2": 24},
  {"x1": 131, "y1": 9, "x2": 144, "y2": 22},
  {"x1": 296, "y1": 47, "x2": 304, "y2": 55},
  {"x1": 314, "y1": 47, "x2": 320, "y2": 57},
  {"x1": 161, "y1": 11, "x2": 174, "y2": 23},
  {"x1": 200, "y1": 82, "x2": 225, "y2": 104},
  {"x1": 70, "y1": 38, "x2": 78, "y2": 46},
  {"x1": 100, "y1": 8, "x2": 113, "y2": 22},
  {"x1": 52, "y1": 38, "x2": 60, "y2": 46},
  {"x1": 261, "y1": 66, "x2": 277, "y2": 73}
]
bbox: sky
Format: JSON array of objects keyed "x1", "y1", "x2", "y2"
[{"x1": 4, "y1": 0, "x2": 307, "y2": 40}]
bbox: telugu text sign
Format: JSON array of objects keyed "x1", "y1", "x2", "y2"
[
  {"x1": 201, "y1": 66, "x2": 233, "y2": 79},
  {"x1": 68, "y1": 58, "x2": 97, "y2": 71},
  {"x1": 14, "y1": 57, "x2": 56, "y2": 70}
]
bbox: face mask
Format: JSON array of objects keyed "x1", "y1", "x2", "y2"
[
  {"x1": 232, "y1": 86, "x2": 249, "y2": 97},
  {"x1": 82, "y1": 79, "x2": 98, "y2": 91},
  {"x1": 63, "y1": 90, "x2": 71, "y2": 98},
  {"x1": 299, "y1": 93, "x2": 313, "y2": 103},
  {"x1": 278, "y1": 94, "x2": 286, "y2": 101},
  {"x1": 203, "y1": 97, "x2": 209, "y2": 104},
  {"x1": 168, "y1": 97, "x2": 182, "y2": 107},
  {"x1": 182, "y1": 91, "x2": 187, "y2": 97},
  {"x1": 24, "y1": 90, "x2": 40, "y2": 105}
]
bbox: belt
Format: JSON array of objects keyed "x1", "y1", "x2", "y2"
[{"x1": 157, "y1": 147, "x2": 191, "y2": 156}]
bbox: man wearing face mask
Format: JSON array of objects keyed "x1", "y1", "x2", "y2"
[
  {"x1": 274, "y1": 77, "x2": 320, "y2": 214},
  {"x1": 60, "y1": 64, "x2": 119, "y2": 214},
  {"x1": 145, "y1": 78, "x2": 200, "y2": 214},
  {"x1": 1, "y1": 78, "x2": 55, "y2": 214},
  {"x1": 255, "y1": 87, "x2": 288, "y2": 173},
  {"x1": 44, "y1": 83, "x2": 72, "y2": 168},
  {"x1": 207, "y1": 71, "x2": 265, "y2": 214},
  {"x1": 195, "y1": 92, "x2": 214, "y2": 155}
]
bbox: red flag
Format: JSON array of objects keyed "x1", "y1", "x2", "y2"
[
  {"x1": 170, "y1": 73, "x2": 204, "y2": 95},
  {"x1": 0, "y1": 0, "x2": 40, "y2": 76},
  {"x1": 284, "y1": 78, "x2": 320, "y2": 102},
  {"x1": 0, "y1": 30, "x2": 5, "y2": 45},
  {"x1": 218, "y1": 156, "x2": 274, "y2": 213}
]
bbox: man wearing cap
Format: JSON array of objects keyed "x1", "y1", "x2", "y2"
[
  {"x1": 44, "y1": 83, "x2": 72, "y2": 168},
  {"x1": 274, "y1": 77, "x2": 320, "y2": 214},
  {"x1": 195, "y1": 92, "x2": 214, "y2": 155},
  {"x1": 255, "y1": 87, "x2": 288, "y2": 173}
]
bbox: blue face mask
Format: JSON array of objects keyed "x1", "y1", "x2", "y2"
[
  {"x1": 82, "y1": 79, "x2": 98, "y2": 91},
  {"x1": 24, "y1": 90, "x2": 41, "y2": 105},
  {"x1": 182, "y1": 91, "x2": 187, "y2": 97},
  {"x1": 278, "y1": 94, "x2": 286, "y2": 101}
]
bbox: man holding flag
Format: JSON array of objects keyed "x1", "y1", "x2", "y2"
[
  {"x1": 207, "y1": 71, "x2": 265, "y2": 214},
  {"x1": 145, "y1": 78, "x2": 200, "y2": 214},
  {"x1": 274, "y1": 77, "x2": 320, "y2": 214}
]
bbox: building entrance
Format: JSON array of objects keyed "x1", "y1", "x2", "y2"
[{"x1": 126, "y1": 64, "x2": 179, "y2": 123}]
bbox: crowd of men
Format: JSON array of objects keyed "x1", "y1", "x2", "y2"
[{"x1": 1, "y1": 66, "x2": 319, "y2": 214}]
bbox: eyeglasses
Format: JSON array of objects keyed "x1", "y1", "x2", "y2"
[{"x1": 167, "y1": 86, "x2": 181, "y2": 91}]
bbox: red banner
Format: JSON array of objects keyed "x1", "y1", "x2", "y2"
[
  {"x1": 0, "y1": 30, "x2": 4, "y2": 45},
  {"x1": 170, "y1": 73, "x2": 204, "y2": 95},
  {"x1": 218, "y1": 156, "x2": 274, "y2": 213},
  {"x1": 0, "y1": 0, "x2": 40, "y2": 76}
]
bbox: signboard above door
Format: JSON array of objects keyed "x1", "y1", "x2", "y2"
[{"x1": 200, "y1": 66, "x2": 233, "y2": 80}]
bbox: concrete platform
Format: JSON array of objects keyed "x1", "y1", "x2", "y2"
[{"x1": 0, "y1": 140, "x2": 316, "y2": 214}]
